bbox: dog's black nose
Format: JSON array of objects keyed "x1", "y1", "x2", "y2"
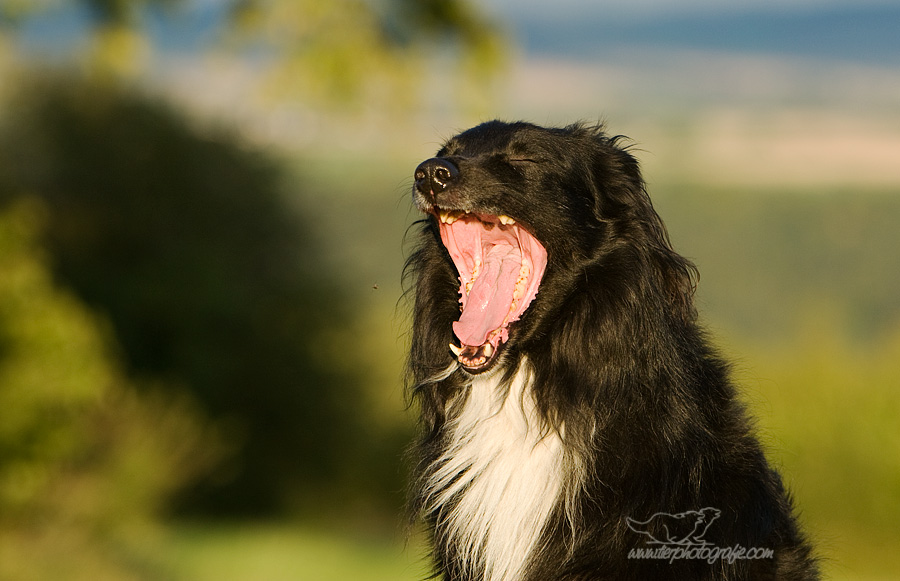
[{"x1": 414, "y1": 158, "x2": 458, "y2": 197}]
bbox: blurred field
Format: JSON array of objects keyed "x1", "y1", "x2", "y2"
[
  {"x1": 161, "y1": 523, "x2": 430, "y2": 581},
  {"x1": 161, "y1": 524, "x2": 894, "y2": 581},
  {"x1": 155, "y1": 319, "x2": 900, "y2": 580},
  {"x1": 733, "y1": 331, "x2": 900, "y2": 581}
]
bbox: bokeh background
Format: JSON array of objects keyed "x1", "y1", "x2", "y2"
[{"x1": 0, "y1": 0, "x2": 898, "y2": 579}]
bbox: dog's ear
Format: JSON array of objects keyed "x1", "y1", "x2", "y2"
[{"x1": 589, "y1": 137, "x2": 698, "y2": 323}]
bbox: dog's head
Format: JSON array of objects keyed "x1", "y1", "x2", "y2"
[{"x1": 411, "y1": 121, "x2": 695, "y2": 376}]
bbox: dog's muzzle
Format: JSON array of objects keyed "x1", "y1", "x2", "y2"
[{"x1": 414, "y1": 158, "x2": 459, "y2": 202}]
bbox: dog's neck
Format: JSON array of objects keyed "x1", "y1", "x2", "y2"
[{"x1": 425, "y1": 360, "x2": 564, "y2": 581}]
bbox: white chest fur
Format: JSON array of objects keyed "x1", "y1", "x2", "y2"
[{"x1": 426, "y1": 362, "x2": 564, "y2": 581}]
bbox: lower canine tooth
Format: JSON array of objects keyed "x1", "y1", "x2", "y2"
[
  {"x1": 449, "y1": 343, "x2": 462, "y2": 357},
  {"x1": 483, "y1": 343, "x2": 494, "y2": 357}
]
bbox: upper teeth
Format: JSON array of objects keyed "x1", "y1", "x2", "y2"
[
  {"x1": 439, "y1": 210, "x2": 465, "y2": 224},
  {"x1": 437, "y1": 211, "x2": 516, "y2": 226}
]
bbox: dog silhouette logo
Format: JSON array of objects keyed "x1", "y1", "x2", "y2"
[{"x1": 626, "y1": 507, "x2": 721, "y2": 546}]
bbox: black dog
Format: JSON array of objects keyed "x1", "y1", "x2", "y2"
[{"x1": 405, "y1": 121, "x2": 818, "y2": 580}]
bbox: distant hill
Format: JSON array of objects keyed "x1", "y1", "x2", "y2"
[{"x1": 654, "y1": 186, "x2": 900, "y2": 342}]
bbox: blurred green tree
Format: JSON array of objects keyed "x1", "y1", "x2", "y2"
[
  {"x1": 0, "y1": 77, "x2": 380, "y2": 515},
  {"x1": 0, "y1": 199, "x2": 222, "y2": 578}
]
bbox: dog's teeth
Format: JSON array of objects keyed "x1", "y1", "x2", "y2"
[
  {"x1": 498, "y1": 215, "x2": 515, "y2": 225},
  {"x1": 483, "y1": 343, "x2": 494, "y2": 357},
  {"x1": 469, "y1": 257, "x2": 481, "y2": 291},
  {"x1": 449, "y1": 343, "x2": 462, "y2": 357},
  {"x1": 440, "y1": 210, "x2": 464, "y2": 225}
]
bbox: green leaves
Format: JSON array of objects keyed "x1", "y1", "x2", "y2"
[{"x1": 0, "y1": 199, "x2": 223, "y2": 578}]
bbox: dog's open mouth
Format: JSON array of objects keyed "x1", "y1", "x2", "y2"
[{"x1": 435, "y1": 209, "x2": 548, "y2": 373}]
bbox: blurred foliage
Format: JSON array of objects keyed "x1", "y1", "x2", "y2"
[
  {"x1": 0, "y1": 0, "x2": 166, "y2": 78},
  {"x1": 0, "y1": 0, "x2": 506, "y2": 110},
  {"x1": 0, "y1": 200, "x2": 222, "y2": 579},
  {"x1": 0, "y1": 75, "x2": 407, "y2": 517},
  {"x1": 229, "y1": 0, "x2": 505, "y2": 110}
]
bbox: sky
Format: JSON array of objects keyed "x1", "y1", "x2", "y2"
[
  {"x1": 11, "y1": 0, "x2": 900, "y2": 67},
  {"x1": 485, "y1": 0, "x2": 899, "y2": 22},
  {"x1": 484, "y1": 0, "x2": 900, "y2": 66}
]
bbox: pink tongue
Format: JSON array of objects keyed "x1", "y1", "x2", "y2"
[{"x1": 453, "y1": 242, "x2": 521, "y2": 347}]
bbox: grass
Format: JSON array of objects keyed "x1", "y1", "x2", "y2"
[
  {"x1": 813, "y1": 521, "x2": 900, "y2": 581},
  {"x1": 162, "y1": 522, "x2": 431, "y2": 581}
]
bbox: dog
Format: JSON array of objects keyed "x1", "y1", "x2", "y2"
[{"x1": 405, "y1": 121, "x2": 818, "y2": 580}]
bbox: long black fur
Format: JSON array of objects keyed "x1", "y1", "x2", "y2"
[{"x1": 404, "y1": 121, "x2": 818, "y2": 580}]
